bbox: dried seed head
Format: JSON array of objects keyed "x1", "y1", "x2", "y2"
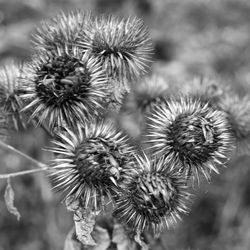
[
  {"x1": 0, "y1": 61, "x2": 27, "y2": 130},
  {"x1": 21, "y1": 48, "x2": 109, "y2": 129},
  {"x1": 32, "y1": 11, "x2": 92, "y2": 53},
  {"x1": 145, "y1": 96, "x2": 234, "y2": 182},
  {"x1": 124, "y1": 75, "x2": 169, "y2": 114},
  {"x1": 113, "y1": 155, "x2": 189, "y2": 233},
  {"x1": 119, "y1": 75, "x2": 169, "y2": 140},
  {"x1": 50, "y1": 120, "x2": 136, "y2": 210},
  {"x1": 82, "y1": 15, "x2": 152, "y2": 84},
  {"x1": 218, "y1": 93, "x2": 250, "y2": 155}
]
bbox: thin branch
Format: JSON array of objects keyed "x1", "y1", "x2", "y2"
[
  {"x1": 0, "y1": 167, "x2": 50, "y2": 179},
  {"x1": 0, "y1": 140, "x2": 47, "y2": 169}
]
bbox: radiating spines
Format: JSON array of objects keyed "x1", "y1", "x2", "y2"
[
  {"x1": 0, "y1": 61, "x2": 27, "y2": 130},
  {"x1": 21, "y1": 47, "x2": 109, "y2": 129},
  {"x1": 32, "y1": 10, "x2": 93, "y2": 53},
  {"x1": 145, "y1": 96, "x2": 234, "y2": 183},
  {"x1": 50, "y1": 119, "x2": 136, "y2": 210},
  {"x1": 113, "y1": 154, "x2": 190, "y2": 233},
  {"x1": 82, "y1": 14, "x2": 152, "y2": 84},
  {"x1": 217, "y1": 93, "x2": 250, "y2": 155}
]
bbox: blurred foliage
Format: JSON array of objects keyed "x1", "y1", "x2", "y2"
[{"x1": 1, "y1": 0, "x2": 250, "y2": 249}]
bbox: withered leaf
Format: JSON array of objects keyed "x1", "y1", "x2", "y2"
[
  {"x1": 112, "y1": 223, "x2": 137, "y2": 250},
  {"x1": 4, "y1": 178, "x2": 21, "y2": 221},
  {"x1": 74, "y1": 209, "x2": 100, "y2": 246}
]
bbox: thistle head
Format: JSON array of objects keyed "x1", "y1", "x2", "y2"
[
  {"x1": 118, "y1": 75, "x2": 169, "y2": 140},
  {"x1": 179, "y1": 77, "x2": 225, "y2": 98},
  {"x1": 0, "y1": 61, "x2": 27, "y2": 130},
  {"x1": 217, "y1": 93, "x2": 250, "y2": 155},
  {"x1": 32, "y1": 11, "x2": 92, "y2": 53},
  {"x1": 82, "y1": 15, "x2": 152, "y2": 84},
  {"x1": 124, "y1": 75, "x2": 169, "y2": 114},
  {"x1": 50, "y1": 120, "x2": 136, "y2": 210},
  {"x1": 145, "y1": 96, "x2": 234, "y2": 182},
  {"x1": 113, "y1": 155, "x2": 189, "y2": 233},
  {"x1": 21, "y1": 47, "x2": 109, "y2": 129}
]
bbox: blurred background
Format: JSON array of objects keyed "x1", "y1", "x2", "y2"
[{"x1": 1, "y1": 0, "x2": 250, "y2": 249}]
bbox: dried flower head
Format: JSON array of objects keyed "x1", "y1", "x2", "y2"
[
  {"x1": 179, "y1": 77, "x2": 225, "y2": 98},
  {"x1": 50, "y1": 120, "x2": 136, "y2": 210},
  {"x1": 118, "y1": 75, "x2": 169, "y2": 140},
  {"x1": 21, "y1": 47, "x2": 109, "y2": 128},
  {"x1": 145, "y1": 96, "x2": 234, "y2": 182},
  {"x1": 32, "y1": 11, "x2": 92, "y2": 53},
  {"x1": 217, "y1": 93, "x2": 250, "y2": 155},
  {"x1": 113, "y1": 155, "x2": 189, "y2": 233},
  {"x1": 82, "y1": 15, "x2": 152, "y2": 84},
  {"x1": 124, "y1": 75, "x2": 169, "y2": 114},
  {"x1": 0, "y1": 61, "x2": 27, "y2": 130}
]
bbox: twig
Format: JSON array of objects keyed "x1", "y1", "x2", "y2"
[
  {"x1": 0, "y1": 167, "x2": 50, "y2": 179},
  {"x1": 0, "y1": 140, "x2": 47, "y2": 169}
]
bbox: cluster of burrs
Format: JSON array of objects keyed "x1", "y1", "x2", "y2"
[{"x1": 0, "y1": 11, "x2": 248, "y2": 238}]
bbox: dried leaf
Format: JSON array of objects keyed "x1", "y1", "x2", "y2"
[
  {"x1": 91, "y1": 226, "x2": 110, "y2": 250},
  {"x1": 112, "y1": 223, "x2": 137, "y2": 250},
  {"x1": 134, "y1": 231, "x2": 149, "y2": 250},
  {"x1": 4, "y1": 178, "x2": 21, "y2": 221},
  {"x1": 66, "y1": 195, "x2": 80, "y2": 211},
  {"x1": 64, "y1": 228, "x2": 83, "y2": 250},
  {"x1": 74, "y1": 209, "x2": 100, "y2": 246}
]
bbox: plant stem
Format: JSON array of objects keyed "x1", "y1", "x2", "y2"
[
  {"x1": 0, "y1": 140, "x2": 47, "y2": 169},
  {"x1": 0, "y1": 167, "x2": 50, "y2": 179}
]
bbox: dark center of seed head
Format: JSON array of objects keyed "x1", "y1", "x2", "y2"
[
  {"x1": 167, "y1": 114, "x2": 219, "y2": 164},
  {"x1": 132, "y1": 173, "x2": 176, "y2": 221},
  {"x1": 35, "y1": 55, "x2": 91, "y2": 106}
]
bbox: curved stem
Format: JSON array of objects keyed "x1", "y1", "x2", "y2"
[
  {"x1": 0, "y1": 140, "x2": 47, "y2": 169},
  {"x1": 0, "y1": 167, "x2": 50, "y2": 179}
]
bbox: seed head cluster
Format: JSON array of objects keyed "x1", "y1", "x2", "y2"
[
  {"x1": 21, "y1": 48, "x2": 108, "y2": 128},
  {"x1": 217, "y1": 93, "x2": 250, "y2": 155},
  {"x1": 32, "y1": 11, "x2": 92, "y2": 53},
  {"x1": 0, "y1": 10, "x2": 242, "y2": 238},
  {"x1": 113, "y1": 155, "x2": 189, "y2": 232},
  {"x1": 0, "y1": 62, "x2": 27, "y2": 130},
  {"x1": 145, "y1": 96, "x2": 234, "y2": 182},
  {"x1": 82, "y1": 15, "x2": 152, "y2": 84},
  {"x1": 50, "y1": 120, "x2": 135, "y2": 210}
]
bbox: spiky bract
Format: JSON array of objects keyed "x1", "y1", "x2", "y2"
[
  {"x1": 82, "y1": 15, "x2": 152, "y2": 84},
  {"x1": 32, "y1": 11, "x2": 92, "y2": 53},
  {"x1": 145, "y1": 96, "x2": 234, "y2": 182},
  {"x1": 0, "y1": 62, "x2": 27, "y2": 130},
  {"x1": 218, "y1": 94, "x2": 250, "y2": 155},
  {"x1": 113, "y1": 155, "x2": 189, "y2": 233},
  {"x1": 50, "y1": 120, "x2": 136, "y2": 210},
  {"x1": 21, "y1": 47, "x2": 109, "y2": 128}
]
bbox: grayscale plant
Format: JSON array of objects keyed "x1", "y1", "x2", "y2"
[
  {"x1": 0, "y1": 9, "x2": 246, "y2": 250},
  {"x1": 145, "y1": 96, "x2": 234, "y2": 182},
  {"x1": 20, "y1": 47, "x2": 109, "y2": 129}
]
